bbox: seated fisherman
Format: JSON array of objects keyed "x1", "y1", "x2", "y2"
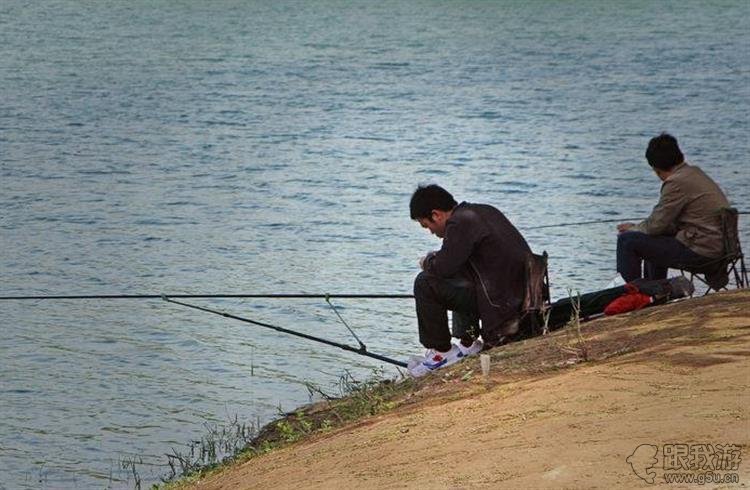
[
  {"x1": 409, "y1": 184, "x2": 532, "y2": 375},
  {"x1": 616, "y1": 133, "x2": 730, "y2": 284}
]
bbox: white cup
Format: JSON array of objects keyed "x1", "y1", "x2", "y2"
[{"x1": 480, "y1": 354, "x2": 490, "y2": 377}]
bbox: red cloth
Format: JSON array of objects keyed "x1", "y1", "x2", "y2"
[{"x1": 604, "y1": 285, "x2": 653, "y2": 316}]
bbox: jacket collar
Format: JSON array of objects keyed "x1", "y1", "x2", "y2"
[{"x1": 665, "y1": 162, "x2": 689, "y2": 182}]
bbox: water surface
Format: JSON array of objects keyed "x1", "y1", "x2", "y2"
[{"x1": 1, "y1": 1, "x2": 748, "y2": 487}]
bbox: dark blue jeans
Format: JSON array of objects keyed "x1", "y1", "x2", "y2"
[
  {"x1": 616, "y1": 231, "x2": 712, "y2": 282},
  {"x1": 413, "y1": 271, "x2": 479, "y2": 351}
]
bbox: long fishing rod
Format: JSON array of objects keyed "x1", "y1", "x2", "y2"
[
  {"x1": 0, "y1": 293, "x2": 414, "y2": 301},
  {"x1": 161, "y1": 296, "x2": 407, "y2": 367},
  {"x1": 0, "y1": 292, "x2": 410, "y2": 366},
  {"x1": 525, "y1": 217, "x2": 645, "y2": 230},
  {"x1": 526, "y1": 211, "x2": 749, "y2": 230},
  {"x1": 161, "y1": 296, "x2": 408, "y2": 368}
]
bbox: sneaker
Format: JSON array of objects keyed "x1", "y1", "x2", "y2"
[
  {"x1": 407, "y1": 344, "x2": 461, "y2": 377},
  {"x1": 457, "y1": 339, "x2": 483, "y2": 357}
]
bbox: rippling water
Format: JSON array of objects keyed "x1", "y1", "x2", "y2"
[{"x1": 1, "y1": 1, "x2": 748, "y2": 488}]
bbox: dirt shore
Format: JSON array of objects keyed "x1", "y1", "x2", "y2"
[{"x1": 186, "y1": 290, "x2": 750, "y2": 489}]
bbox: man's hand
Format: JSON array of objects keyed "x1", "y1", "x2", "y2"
[
  {"x1": 617, "y1": 222, "x2": 636, "y2": 233},
  {"x1": 419, "y1": 251, "x2": 436, "y2": 270}
]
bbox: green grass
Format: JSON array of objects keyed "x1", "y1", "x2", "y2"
[{"x1": 151, "y1": 368, "x2": 417, "y2": 489}]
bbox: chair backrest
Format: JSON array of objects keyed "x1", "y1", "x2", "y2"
[
  {"x1": 721, "y1": 207, "x2": 742, "y2": 259},
  {"x1": 683, "y1": 207, "x2": 747, "y2": 292},
  {"x1": 523, "y1": 251, "x2": 550, "y2": 313},
  {"x1": 517, "y1": 251, "x2": 551, "y2": 337}
]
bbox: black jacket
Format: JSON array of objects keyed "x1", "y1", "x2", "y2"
[{"x1": 423, "y1": 202, "x2": 531, "y2": 341}]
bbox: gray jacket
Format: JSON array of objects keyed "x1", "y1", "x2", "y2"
[
  {"x1": 423, "y1": 202, "x2": 531, "y2": 342},
  {"x1": 635, "y1": 163, "x2": 729, "y2": 258}
]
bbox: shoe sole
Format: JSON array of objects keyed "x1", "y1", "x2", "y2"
[{"x1": 408, "y1": 354, "x2": 462, "y2": 377}]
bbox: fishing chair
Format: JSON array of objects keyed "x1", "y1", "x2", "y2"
[
  {"x1": 520, "y1": 251, "x2": 551, "y2": 337},
  {"x1": 679, "y1": 207, "x2": 748, "y2": 295}
]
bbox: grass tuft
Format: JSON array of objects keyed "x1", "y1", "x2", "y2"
[{"x1": 154, "y1": 367, "x2": 417, "y2": 489}]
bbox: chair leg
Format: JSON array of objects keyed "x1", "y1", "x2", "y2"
[
  {"x1": 692, "y1": 272, "x2": 709, "y2": 296},
  {"x1": 727, "y1": 256, "x2": 747, "y2": 289},
  {"x1": 730, "y1": 261, "x2": 741, "y2": 289}
]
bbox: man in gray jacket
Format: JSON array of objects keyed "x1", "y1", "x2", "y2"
[
  {"x1": 617, "y1": 133, "x2": 730, "y2": 283},
  {"x1": 408, "y1": 184, "x2": 531, "y2": 376}
]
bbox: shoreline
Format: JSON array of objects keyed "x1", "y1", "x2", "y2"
[{"x1": 165, "y1": 289, "x2": 750, "y2": 489}]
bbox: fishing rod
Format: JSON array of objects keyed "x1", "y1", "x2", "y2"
[
  {"x1": 525, "y1": 211, "x2": 749, "y2": 230},
  {"x1": 0, "y1": 293, "x2": 414, "y2": 301},
  {"x1": 161, "y1": 296, "x2": 407, "y2": 368},
  {"x1": 525, "y1": 217, "x2": 645, "y2": 230},
  {"x1": 0, "y1": 292, "x2": 410, "y2": 367},
  {"x1": 5, "y1": 211, "x2": 747, "y2": 365}
]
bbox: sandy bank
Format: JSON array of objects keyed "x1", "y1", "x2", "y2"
[{"x1": 184, "y1": 290, "x2": 750, "y2": 489}]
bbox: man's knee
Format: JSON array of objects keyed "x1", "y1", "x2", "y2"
[
  {"x1": 617, "y1": 231, "x2": 644, "y2": 251},
  {"x1": 413, "y1": 271, "x2": 432, "y2": 297}
]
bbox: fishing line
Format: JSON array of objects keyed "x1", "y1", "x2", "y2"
[
  {"x1": 161, "y1": 296, "x2": 407, "y2": 368},
  {"x1": 324, "y1": 295, "x2": 366, "y2": 350}
]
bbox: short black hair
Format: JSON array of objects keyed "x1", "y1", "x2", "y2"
[
  {"x1": 645, "y1": 133, "x2": 684, "y2": 171},
  {"x1": 409, "y1": 184, "x2": 457, "y2": 220}
]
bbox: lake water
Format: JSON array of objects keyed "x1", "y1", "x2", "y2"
[{"x1": 1, "y1": 1, "x2": 748, "y2": 488}]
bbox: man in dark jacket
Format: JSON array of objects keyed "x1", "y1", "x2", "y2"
[{"x1": 408, "y1": 184, "x2": 532, "y2": 376}]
